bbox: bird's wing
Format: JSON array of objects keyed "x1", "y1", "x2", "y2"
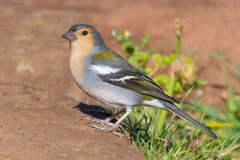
[
  {"x1": 91, "y1": 49, "x2": 179, "y2": 104},
  {"x1": 99, "y1": 69, "x2": 179, "y2": 104},
  {"x1": 91, "y1": 50, "x2": 217, "y2": 139}
]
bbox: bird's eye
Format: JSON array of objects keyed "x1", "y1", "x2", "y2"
[{"x1": 82, "y1": 30, "x2": 88, "y2": 36}]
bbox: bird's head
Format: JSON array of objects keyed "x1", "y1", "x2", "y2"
[{"x1": 62, "y1": 24, "x2": 106, "y2": 50}]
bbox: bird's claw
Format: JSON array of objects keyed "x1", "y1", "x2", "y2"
[
  {"x1": 90, "y1": 124, "x2": 125, "y2": 137},
  {"x1": 81, "y1": 116, "x2": 125, "y2": 137},
  {"x1": 90, "y1": 124, "x2": 110, "y2": 131}
]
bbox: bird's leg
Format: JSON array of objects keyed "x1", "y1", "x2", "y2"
[
  {"x1": 107, "y1": 108, "x2": 132, "y2": 131},
  {"x1": 81, "y1": 109, "x2": 126, "y2": 126},
  {"x1": 91, "y1": 108, "x2": 132, "y2": 137},
  {"x1": 91, "y1": 108, "x2": 132, "y2": 131},
  {"x1": 102, "y1": 109, "x2": 126, "y2": 123}
]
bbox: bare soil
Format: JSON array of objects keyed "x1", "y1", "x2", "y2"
[
  {"x1": 0, "y1": 84, "x2": 146, "y2": 160},
  {"x1": 0, "y1": 0, "x2": 239, "y2": 159}
]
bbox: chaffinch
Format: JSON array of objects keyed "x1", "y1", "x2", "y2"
[{"x1": 62, "y1": 24, "x2": 217, "y2": 139}]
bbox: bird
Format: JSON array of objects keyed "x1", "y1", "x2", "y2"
[{"x1": 62, "y1": 24, "x2": 217, "y2": 139}]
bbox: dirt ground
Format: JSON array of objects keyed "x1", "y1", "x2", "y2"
[
  {"x1": 0, "y1": 0, "x2": 239, "y2": 159},
  {"x1": 0, "y1": 84, "x2": 146, "y2": 160}
]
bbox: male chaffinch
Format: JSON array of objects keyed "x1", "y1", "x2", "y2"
[{"x1": 62, "y1": 24, "x2": 217, "y2": 139}]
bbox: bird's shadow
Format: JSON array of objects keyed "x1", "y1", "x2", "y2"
[{"x1": 73, "y1": 102, "x2": 116, "y2": 123}]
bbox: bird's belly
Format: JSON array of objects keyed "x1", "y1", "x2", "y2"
[{"x1": 79, "y1": 78, "x2": 142, "y2": 107}]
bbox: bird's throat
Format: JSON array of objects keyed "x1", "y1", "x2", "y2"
[{"x1": 69, "y1": 41, "x2": 92, "y2": 86}]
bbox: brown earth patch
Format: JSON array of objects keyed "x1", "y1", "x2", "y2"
[{"x1": 0, "y1": 84, "x2": 146, "y2": 160}]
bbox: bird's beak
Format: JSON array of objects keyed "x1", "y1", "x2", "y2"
[{"x1": 62, "y1": 30, "x2": 77, "y2": 41}]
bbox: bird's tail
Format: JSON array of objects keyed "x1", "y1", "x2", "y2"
[{"x1": 143, "y1": 99, "x2": 217, "y2": 139}]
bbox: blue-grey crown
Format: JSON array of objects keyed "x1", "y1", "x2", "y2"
[{"x1": 70, "y1": 24, "x2": 106, "y2": 48}]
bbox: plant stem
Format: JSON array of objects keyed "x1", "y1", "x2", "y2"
[
  {"x1": 175, "y1": 25, "x2": 183, "y2": 57},
  {"x1": 156, "y1": 76, "x2": 175, "y2": 137}
]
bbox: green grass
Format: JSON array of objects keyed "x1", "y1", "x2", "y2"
[
  {"x1": 119, "y1": 95, "x2": 240, "y2": 159},
  {"x1": 119, "y1": 74, "x2": 240, "y2": 159},
  {"x1": 112, "y1": 20, "x2": 240, "y2": 159}
]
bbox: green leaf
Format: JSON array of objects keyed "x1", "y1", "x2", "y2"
[
  {"x1": 122, "y1": 40, "x2": 134, "y2": 54},
  {"x1": 112, "y1": 30, "x2": 124, "y2": 43},
  {"x1": 128, "y1": 56, "x2": 138, "y2": 67},
  {"x1": 141, "y1": 34, "x2": 150, "y2": 48},
  {"x1": 153, "y1": 75, "x2": 170, "y2": 86},
  {"x1": 179, "y1": 55, "x2": 197, "y2": 82},
  {"x1": 153, "y1": 53, "x2": 177, "y2": 69},
  {"x1": 227, "y1": 87, "x2": 237, "y2": 113},
  {"x1": 230, "y1": 63, "x2": 240, "y2": 80},
  {"x1": 136, "y1": 52, "x2": 150, "y2": 63},
  {"x1": 200, "y1": 51, "x2": 226, "y2": 60}
]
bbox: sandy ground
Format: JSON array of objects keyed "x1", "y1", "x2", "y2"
[
  {"x1": 0, "y1": 0, "x2": 240, "y2": 159},
  {"x1": 0, "y1": 84, "x2": 146, "y2": 160}
]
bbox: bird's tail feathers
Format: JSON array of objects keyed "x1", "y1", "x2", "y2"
[{"x1": 143, "y1": 99, "x2": 217, "y2": 139}]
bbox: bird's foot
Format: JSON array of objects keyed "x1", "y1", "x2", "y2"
[
  {"x1": 80, "y1": 116, "x2": 125, "y2": 137},
  {"x1": 90, "y1": 123, "x2": 125, "y2": 137}
]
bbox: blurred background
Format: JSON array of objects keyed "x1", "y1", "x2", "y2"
[
  {"x1": 1, "y1": 0, "x2": 239, "y2": 110},
  {"x1": 1, "y1": 0, "x2": 240, "y2": 159}
]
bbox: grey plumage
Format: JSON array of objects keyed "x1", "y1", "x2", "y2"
[{"x1": 62, "y1": 24, "x2": 217, "y2": 139}]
